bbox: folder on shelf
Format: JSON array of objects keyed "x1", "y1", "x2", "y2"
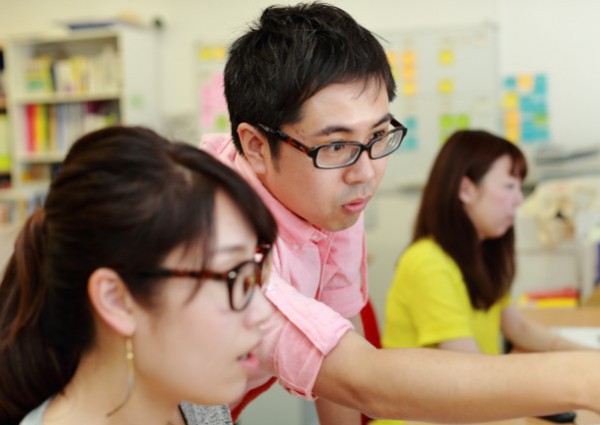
[{"x1": 25, "y1": 56, "x2": 54, "y2": 93}]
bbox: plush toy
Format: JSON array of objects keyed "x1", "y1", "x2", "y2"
[{"x1": 522, "y1": 177, "x2": 600, "y2": 247}]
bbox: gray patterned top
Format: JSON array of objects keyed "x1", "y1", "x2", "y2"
[{"x1": 20, "y1": 399, "x2": 233, "y2": 425}]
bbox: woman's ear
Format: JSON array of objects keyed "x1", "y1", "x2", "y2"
[
  {"x1": 237, "y1": 123, "x2": 269, "y2": 174},
  {"x1": 459, "y1": 176, "x2": 477, "y2": 205},
  {"x1": 88, "y1": 268, "x2": 137, "y2": 337}
]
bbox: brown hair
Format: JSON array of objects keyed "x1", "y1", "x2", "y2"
[
  {"x1": 0, "y1": 126, "x2": 277, "y2": 424},
  {"x1": 413, "y1": 130, "x2": 527, "y2": 310}
]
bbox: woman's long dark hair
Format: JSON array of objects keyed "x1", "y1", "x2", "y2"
[
  {"x1": 413, "y1": 130, "x2": 527, "y2": 310},
  {"x1": 0, "y1": 126, "x2": 277, "y2": 424}
]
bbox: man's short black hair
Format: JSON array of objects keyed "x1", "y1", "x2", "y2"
[{"x1": 224, "y1": 2, "x2": 396, "y2": 157}]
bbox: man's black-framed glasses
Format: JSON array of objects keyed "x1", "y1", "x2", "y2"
[
  {"x1": 258, "y1": 117, "x2": 407, "y2": 169},
  {"x1": 138, "y1": 244, "x2": 272, "y2": 311}
]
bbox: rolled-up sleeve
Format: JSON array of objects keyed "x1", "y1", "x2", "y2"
[{"x1": 254, "y1": 272, "x2": 354, "y2": 399}]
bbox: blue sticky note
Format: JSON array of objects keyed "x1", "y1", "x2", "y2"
[
  {"x1": 504, "y1": 76, "x2": 517, "y2": 90},
  {"x1": 534, "y1": 74, "x2": 547, "y2": 94}
]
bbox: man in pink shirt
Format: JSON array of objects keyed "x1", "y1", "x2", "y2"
[{"x1": 199, "y1": 3, "x2": 600, "y2": 424}]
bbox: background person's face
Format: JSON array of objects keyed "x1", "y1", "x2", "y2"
[
  {"x1": 259, "y1": 80, "x2": 391, "y2": 231},
  {"x1": 132, "y1": 191, "x2": 272, "y2": 406},
  {"x1": 462, "y1": 155, "x2": 524, "y2": 240}
]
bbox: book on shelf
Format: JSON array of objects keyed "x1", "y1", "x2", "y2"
[
  {"x1": 25, "y1": 104, "x2": 35, "y2": 153},
  {"x1": 25, "y1": 45, "x2": 120, "y2": 96},
  {"x1": 20, "y1": 162, "x2": 62, "y2": 183},
  {"x1": 23, "y1": 101, "x2": 119, "y2": 155},
  {"x1": 25, "y1": 55, "x2": 54, "y2": 93}
]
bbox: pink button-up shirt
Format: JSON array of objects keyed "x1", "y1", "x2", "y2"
[{"x1": 201, "y1": 134, "x2": 368, "y2": 405}]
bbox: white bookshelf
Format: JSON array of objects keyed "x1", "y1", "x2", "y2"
[{"x1": 4, "y1": 28, "x2": 161, "y2": 189}]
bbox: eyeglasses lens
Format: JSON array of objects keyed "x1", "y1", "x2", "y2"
[
  {"x1": 229, "y1": 262, "x2": 256, "y2": 310},
  {"x1": 372, "y1": 132, "x2": 403, "y2": 158}
]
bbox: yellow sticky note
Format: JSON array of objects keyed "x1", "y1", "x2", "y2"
[
  {"x1": 505, "y1": 129, "x2": 519, "y2": 143},
  {"x1": 517, "y1": 75, "x2": 534, "y2": 92},
  {"x1": 386, "y1": 51, "x2": 397, "y2": 66},
  {"x1": 402, "y1": 65, "x2": 415, "y2": 79},
  {"x1": 438, "y1": 78, "x2": 454, "y2": 94},
  {"x1": 402, "y1": 82, "x2": 417, "y2": 96},
  {"x1": 198, "y1": 45, "x2": 226, "y2": 61},
  {"x1": 198, "y1": 47, "x2": 212, "y2": 60},
  {"x1": 502, "y1": 92, "x2": 519, "y2": 108},
  {"x1": 214, "y1": 45, "x2": 226, "y2": 60},
  {"x1": 402, "y1": 50, "x2": 416, "y2": 65},
  {"x1": 504, "y1": 110, "x2": 520, "y2": 126},
  {"x1": 439, "y1": 49, "x2": 454, "y2": 65},
  {"x1": 505, "y1": 123, "x2": 519, "y2": 136}
]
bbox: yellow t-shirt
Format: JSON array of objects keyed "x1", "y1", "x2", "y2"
[{"x1": 370, "y1": 239, "x2": 510, "y2": 425}]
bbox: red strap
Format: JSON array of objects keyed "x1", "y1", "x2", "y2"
[
  {"x1": 360, "y1": 300, "x2": 381, "y2": 424},
  {"x1": 360, "y1": 299, "x2": 381, "y2": 349},
  {"x1": 230, "y1": 377, "x2": 277, "y2": 422}
]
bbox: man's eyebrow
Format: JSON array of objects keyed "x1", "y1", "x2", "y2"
[{"x1": 313, "y1": 114, "x2": 392, "y2": 137}]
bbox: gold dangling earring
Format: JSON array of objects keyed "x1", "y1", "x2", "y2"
[{"x1": 106, "y1": 337, "x2": 135, "y2": 417}]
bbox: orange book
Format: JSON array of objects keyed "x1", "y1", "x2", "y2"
[{"x1": 25, "y1": 104, "x2": 36, "y2": 152}]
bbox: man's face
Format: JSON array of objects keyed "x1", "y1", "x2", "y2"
[{"x1": 258, "y1": 80, "x2": 391, "y2": 231}]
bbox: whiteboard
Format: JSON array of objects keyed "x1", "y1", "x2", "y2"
[
  {"x1": 381, "y1": 24, "x2": 499, "y2": 191},
  {"x1": 194, "y1": 25, "x2": 499, "y2": 190}
]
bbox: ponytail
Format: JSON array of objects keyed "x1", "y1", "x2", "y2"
[{"x1": 0, "y1": 209, "x2": 67, "y2": 424}]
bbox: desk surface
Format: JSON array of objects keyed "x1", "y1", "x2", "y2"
[
  {"x1": 521, "y1": 307, "x2": 600, "y2": 328},
  {"x1": 405, "y1": 307, "x2": 600, "y2": 425}
]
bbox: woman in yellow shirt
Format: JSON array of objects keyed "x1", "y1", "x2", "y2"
[{"x1": 373, "y1": 130, "x2": 589, "y2": 424}]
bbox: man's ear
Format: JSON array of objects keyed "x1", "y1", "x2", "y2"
[
  {"x1": 237, "y1": 123, "x2": 270, "y2": 174},
  {"x1": 88, "y1": 268, "x2": 137, "y2": 337},
  {"x1": 459, "y1": 176, "x2": 477, "y2": 205}
]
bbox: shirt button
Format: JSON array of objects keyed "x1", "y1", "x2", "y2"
[{"x1": 293, "y1": 244, "x2": 300, "y2": 251}]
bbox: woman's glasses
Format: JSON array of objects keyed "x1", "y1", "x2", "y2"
[{"x1": 138, "y1": 244, "x2": 272, "y2": 311}]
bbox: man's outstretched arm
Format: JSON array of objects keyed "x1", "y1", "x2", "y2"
[{"x1": 314, "y1": 330, "x2": 598, "y2": 422}]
